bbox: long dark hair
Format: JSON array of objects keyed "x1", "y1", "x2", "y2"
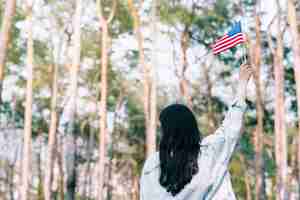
[{"x1": 159, "y1": 104, "x2": 202, "y2": 196}]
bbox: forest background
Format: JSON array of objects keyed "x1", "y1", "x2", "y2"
[{"x1": 1, "y1": 0, "x2": 300, "y2": 199}]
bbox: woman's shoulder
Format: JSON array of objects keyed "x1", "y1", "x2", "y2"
[
  {"x1": 200, "y1": 133, "x2": 227, "y2": 158},
  {"x1": 142, "y1": 152, "x2": 160, "y2": 175},
  {"x1": 201, "y1": 133, "x2": 225, "y2": 146}
]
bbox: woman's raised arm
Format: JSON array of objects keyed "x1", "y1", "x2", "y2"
[{"x1": 202, "y1": 63, "x2": 253, "y2": 199}]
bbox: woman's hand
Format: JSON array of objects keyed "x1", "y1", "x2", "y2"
[
  {"x1": 239, "y1": 63, "x2": 253, "y2": 83},
  {"x1": 237, "y1": 63, "x2": 253, "y2": 101}
]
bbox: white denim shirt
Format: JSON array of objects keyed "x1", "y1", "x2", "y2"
[{"x1": 140, "y1": 98, "x2": 246, "y2": 200}]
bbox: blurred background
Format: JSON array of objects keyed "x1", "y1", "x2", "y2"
[{"x1": 0, "y1": 0, "x2": 300, "y2": 199}]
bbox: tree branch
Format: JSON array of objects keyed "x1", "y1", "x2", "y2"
[{"x1": 107, "y1": 0, "x2": 117, "y2": 24}]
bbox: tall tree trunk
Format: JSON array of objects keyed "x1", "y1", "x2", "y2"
[
  {"x1": 274, "y1": 1, "x2": 288, "y2": 198},
  {"x1": 96, "y1": 1, "x2": 116, "y2": 199},
  {"x1": 65, "y1": 1, "x2": 82, "y2": 199},
  {"x1": 44, "y1": 61, "x2": 58, "y2": 200},
  {"x1": 287, "y1": 0, "x2": 300, "y2": 195},
  {"x1": 132, "y1": 174, "x2": 139, "y2": 200},
  {"x1": 179, "y1": 26, "x2": 193, "y2": 108},
  {"x1": 20, "y1": 0, "x2": 34, "y2": 199},
  {"x1": 83, "y1": 118, "x2": 94, "y2": 199},
  {"x1": 0, "y1": 0, "x2": 16, "y2": 104},
  {"x1": 250, "y1": 7, "x2": 266, "y2": 199},
  {"x1": 149, "y1": 0, "x2": 158, "y2": 156},
  {"x1": 98, "y1": 17, "x2": 108, "y2": 200},
  {"x1": 127, "y1": 0, "x2": 155, "y2": 157},
  {"x1": 107, "y1": 91, "x2": 124, "y2": 200}
]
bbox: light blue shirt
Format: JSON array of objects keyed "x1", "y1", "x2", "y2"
[{"x1": 140, "y1": 98, "x2": 247, "y2": 200}]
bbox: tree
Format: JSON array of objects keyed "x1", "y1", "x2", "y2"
[
  {"x1": 267, "y1": 0, "x2": 288, "y2": 198},
  {"x1": 96, "y1": 0, "x2": 116, "y2": 199},
  {"x1": 127, "y1": 0, "x2": 157, "y2": 157},
  {"x1": 287, "y1": 0, "x2": 300, "y2": 194},
  {"x1": 44, "y1": 50, "x2": 59, "y2": 200},
  {"x1": 64, "y1": 0, "x2": 82, "y2": 199},
  {"x1": 0, "y1": 0, "x2": 16, "y2": 104},
  {"x1": 149, "y1": 0, "x2": 158, "y2": 157},
  {"x1": 20, "y1": 0, "x2": 34, "y2": 199},
  {"x1": 176, "y1": 2, "x2": 198, "y2": 109},
  {"x1": 248, "y1": 2, "x2": 266, "y2": 199}
]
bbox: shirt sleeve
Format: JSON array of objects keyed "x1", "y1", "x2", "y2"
[{"x1": 203, "y1": 96, "x2": 247, "y2": 199}]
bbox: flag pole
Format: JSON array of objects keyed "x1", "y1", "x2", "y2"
[
  {"x1": 243, "y1": 36, "x2": 248, "y2": 64},
  {"x1": 241, "y1": 19, "x2": 248, "y2": 65},
  {"x1": 241, "y1": 7, "x2": 248, "y2": 65}
]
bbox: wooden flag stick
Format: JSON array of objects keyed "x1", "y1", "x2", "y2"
[
  {"x1": 243, "y1": 44, "x2": 247, "y2": 64},
  {"x1": 242, "y1": 34, "x2": 249, "y2": 64}
]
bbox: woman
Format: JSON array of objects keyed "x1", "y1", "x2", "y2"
[{"x1": 140, "y1": 64, "x2": 253, "y2": 200}]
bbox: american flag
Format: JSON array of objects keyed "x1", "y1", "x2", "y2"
[{"x1": 211, "y1": 21, "x2": 246, "y2": 55}]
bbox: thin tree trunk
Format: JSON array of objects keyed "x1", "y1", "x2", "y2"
[
  {"x1": 44, "y1": 61, "x2": 58, "y2": 200},
  {"x1": 179, "y1": 26, "x2": 193, "y2": 108},
  {"x1": 274, "y1": 1, "x2": 288, "y2": 198},
  {"x1": 127, "y1": 0, "x2": 154, "y2": 157},
  {"x1": 20, "y1": 0, "x2": 34, "y2": 199},
  {"x1": 287, "y1": 0, "x2": 300, "y2": 196},
  {"x1": 84, "y1": 86, "x2": 100, "y2": 199},
  {"x1": 149, "y1": 0, "x2": 158, "y2": 156},
  {"x1": 65, "y1": 1, "x2": 82, "y2": 199},
  {"x1": 98, "y1": 18, "x2": 108, "y2": 200},
  {"x1": 107, "y1": 91, "x2": 124, "y2": 200},
  {"x1": 132, "y1": 174, "x2": 139, "y2": 200},
  {"x1": 0, "y1": 0, "x2": 16, "y2": 104},
  {"x1": 250, "y1": 7, "x2": 266, "y2": 199},
  {"x1": 96, "y1": 1, "x2": 116, "y2": 199},
  {"x1": 83, "y1": 119, "x2": 94, "y2": 199}
]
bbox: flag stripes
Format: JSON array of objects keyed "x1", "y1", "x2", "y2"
[{"x1": 212, "y1": 33, "x2": 246, "y2": 55}]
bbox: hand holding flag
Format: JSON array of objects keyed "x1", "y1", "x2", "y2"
[{"x1": 211, "y1": 21, "x2": 246, "y2": 55}]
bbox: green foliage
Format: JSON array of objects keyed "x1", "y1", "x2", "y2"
[
  {"x1": 7, "y1": 8, "x2": 26, "y2": 65},
  {"x1": 126, "y1": 94, "x2": 146, "y2": 141},
  {"x1": 264, "y1": 148, "x2": 276, "y2": 178},
  {"x1": 37, "y1": 179, "x2": 45, "y2": 200},
  {"x1": 111, "y1": 0, "x2": 133, "y2": 35},
  {"x1": 160, "y1": 1, "x2": 197, "y2": 26},
  {"x1": 81, "y1": 31, "x2": 101, "y2": 59},
  {"x1": 229, "y1": 156, "x2": 249, "y2": 198},
  {"x1": 0, "y1": 99, "x2": 24, "y2": 128}
]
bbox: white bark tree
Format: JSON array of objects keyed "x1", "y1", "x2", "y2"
[
  {"x1": 64, "y1": 1, "x2": 82, "y2": 199},
  {"x1": 96, "y1": 0, "x2": 116, "y2": 199},
  {"x1": 273, "y1": 1, "x2": 288, "y2": 198},
  {"x1": 287, "y1": 0, "x2": 300, "y2": 195},
  {"x1": 127, "y1": 0, "x2": 156, "y2": 157},
  {"x1": 20, "y1": 0, "x2": 34, "y2": 199},
  {"x1": 149, "y1": 0, "x2": 158, "y2": 157},
  {"x1": 44, "y1": 46, "x2": 60, "y2": 200},
  {"x1": 0, "y1": 0, "x2": 16, "y2": 103}
]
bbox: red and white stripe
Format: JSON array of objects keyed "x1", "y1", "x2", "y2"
[{"x1": 212, "y1": 33, "x2": 246, "y2": 55}]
